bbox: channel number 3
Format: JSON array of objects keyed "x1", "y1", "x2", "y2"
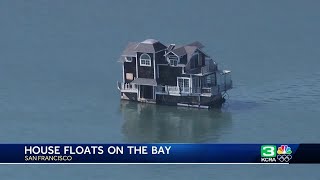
[{"x1": 261, "y1": 145, "x2": 276, "y2": 158}]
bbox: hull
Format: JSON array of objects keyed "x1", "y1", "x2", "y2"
[{"x1": 120, "y1": 92, "x2": 225, "y2": 109}]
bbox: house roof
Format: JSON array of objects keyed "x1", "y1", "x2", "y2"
[
  {"x1": 186, "y1": 41, "x2": 205, "y2": 49},
  {"x1": 131, "y1": 78, "x2": 157, "y2": 86},
  {"x1": 171, "y1": 45, "x2": 198, "y2": 60},
  {"x1": 120, "y1": 40, "x2": 207, "y2": 63},
  {"x1": 122, "y1": 42, "x2": 139, "y2": 56},
  {"x1": 134, "y1": 39, "x2": 167, "y2": 53},
  {"x1": 122, "y1": 39, "x2": 167, "y2": 56}
]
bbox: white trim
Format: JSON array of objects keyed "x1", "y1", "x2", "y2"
[
  {"x1": 190, "y1": 75, "x2": 193, "y2": 92},
  {"x1": 164, "y1": 50, "x2": 179, "y2": 57},
  {"x1": 0, "y1": 163, "x2": 289, "y2": 165},
  {"x1": 153, "y1": 53, "x2": 156, "y2": 79},
  {"x1": 124, "y1": 56, "x2": 133, "y2": 62},
  {"x1": 122, "y1": 64, "x2": 125, "y2": 82},
  {"x1": 167, "y1": 54, "x2": 179, "y2": 66},
  {"x1": 137, "y1": 85, "x2": 140, "y2": 100},
  {"x1": 177, "y1": 77, "x2": 191, "y2": 93},
  {"x1": 157, "y1": 64, "x2": 185, "y2": 68},
  {"x1": 139, "y1": 53, "x2": 152, "y2": 67},
  {"x1": 155, "y1": 48, "x2": 167, "y2": 53},
  {"x1": 136, "y1": 54, "x2": 138, "y2": 78}
]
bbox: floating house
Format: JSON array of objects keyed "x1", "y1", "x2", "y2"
[{"x1": 117, "y1": 39, "x2": 232, "y2": 108}]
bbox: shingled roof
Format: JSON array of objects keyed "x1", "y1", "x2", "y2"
[
  {"x1": 172, "y1": 46, "x2": 198, "y2": 57},
  {"x1": 122, "y1": 39, "x2": 167, "y2": 56},
  {"x1": 186, "y1": 41, "x2": 205, "y2": 49},
  {"x1": 120, "y1": 40, "x2": 207, "y2": 63},
  {"x1": 167, "y1": 41, "x2": 206, "y2": 59},
  {"x1": 131, "y1": 78, "x2": 157, "y2": 86},
  {"x1": 122, "y1": 42, "x2": 139, "y2": 56}
]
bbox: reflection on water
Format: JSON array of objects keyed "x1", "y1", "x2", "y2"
[{"x1": 120, "y1": 101, "x2": 232, "y2": 143}]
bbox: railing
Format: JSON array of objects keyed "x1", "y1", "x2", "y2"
[
  {"x1": 156, "y1": 85, "x2": 221, "y2": 95},
  {"x1": 201, "y1": 87, "x2": 211, "y2": 94},
  {"x1": 200, "y1": 82, "x2": 232, "y2": 95},
  {"x1": 117, "y1": 82, "x2": 138, "y2": 92},
  {"x1": 156, "y1": 86, "x2": 191, "y2": 94}
]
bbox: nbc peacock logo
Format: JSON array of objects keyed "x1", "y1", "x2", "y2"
[
  {"x1": 276, "y1": 145, "x2": 292, "y2": 162},
  {"x1": 277, "y1": 145, "x2": 292, "y2": 155}
]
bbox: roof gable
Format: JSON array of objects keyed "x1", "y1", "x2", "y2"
[{"x1": 121, "y1": 39, "x2": 167, "y2": 56}]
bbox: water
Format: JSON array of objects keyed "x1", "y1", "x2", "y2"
[{"x1": 0, "y1": 0, "x2": 319, "y2": 179}]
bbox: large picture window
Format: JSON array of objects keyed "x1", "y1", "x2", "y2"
[{"x1": 140, "y1": 54, "x2": 151, "y2": 67}]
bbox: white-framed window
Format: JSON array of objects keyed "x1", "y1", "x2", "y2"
[
  {"x1": 167, "y1": 55, "x2": 178, "y2": 66},
  {"x1": 125, "y1": 56, "x2": 133, "y2": 62},
  {"x1": 177, "y1": 77, "x2": 190, "y2": 93},
  {"x1": 140, "y1": 54, "x2": 151, "y2": 67}
]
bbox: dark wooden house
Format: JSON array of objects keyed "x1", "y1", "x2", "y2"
[{"x1": 117, "y1": 39, "x2": 232, "y2": 108}]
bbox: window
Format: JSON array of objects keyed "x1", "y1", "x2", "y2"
[
  {"x1": 206, "y1": 75, "x2": 215, "y2": 86},
  {"x1": 177, "y1": 77, "x2": 190, "y2": 93},
  {"x1": 190, "y1": 53, "x2": 199, "y2": 69},
  {"x1": 170, "y1": 60, "x2": 178, "y2": 66},
  {"x1": 140, "y1": 54, "x2": 151, "y2": 67},
  {"x1": 167, "y1": 55, "x2": 178, "y2": 66},
  {"x1": 125, "y1": 56, "x2": 133, "y2": 62},
  {"x1": 206, "y1": 76, "x2": 211, "y2": 85},
  {"x1": 126, "y1": 73, "x2": 133, "y2": 80}
]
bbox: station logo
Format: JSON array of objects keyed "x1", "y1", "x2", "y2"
[
  {"x1": 261, "y1": 145, "x2": 293, "y2": 163},
  {"x1": 261, "y1": 145, "x2": 276, "y2": 162},
  {"x1": 276, "y1": 145, "x2": 292, "y2": 162}
]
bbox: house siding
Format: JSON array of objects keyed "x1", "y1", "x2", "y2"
[
  {"x1": 137, "y1": 52, "x2": 154, "y2": 79},
  {"x1": 180, "y1": 55, "x2": 187, "y2": 64},
  {"x1": 155, "y1": 50, "x2": 167, "y2": 64},
  {"x1": 157, "y1": 65, "x2": 182, "y2": 86},
  {"x1": 185, "y1": 50, "x2": 206, "y2": 71},
  {"x1": 124, "y1": 57, "x2": 136, "y2": 83}
]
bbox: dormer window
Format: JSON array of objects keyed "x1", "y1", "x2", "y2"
[
  {"x1": 168, "y1": 55, "x2": 178, "y2": 66},
  {"x1": 125, "y1": 56, "x2": 133, "y2": 62},
  {"x1": 140, "y1": 54, "x2": 151, "y2": 67}
]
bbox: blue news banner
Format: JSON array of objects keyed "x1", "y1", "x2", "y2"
[{"x1": 0, "y1": 144, "x2": 318, "y2": 164}]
